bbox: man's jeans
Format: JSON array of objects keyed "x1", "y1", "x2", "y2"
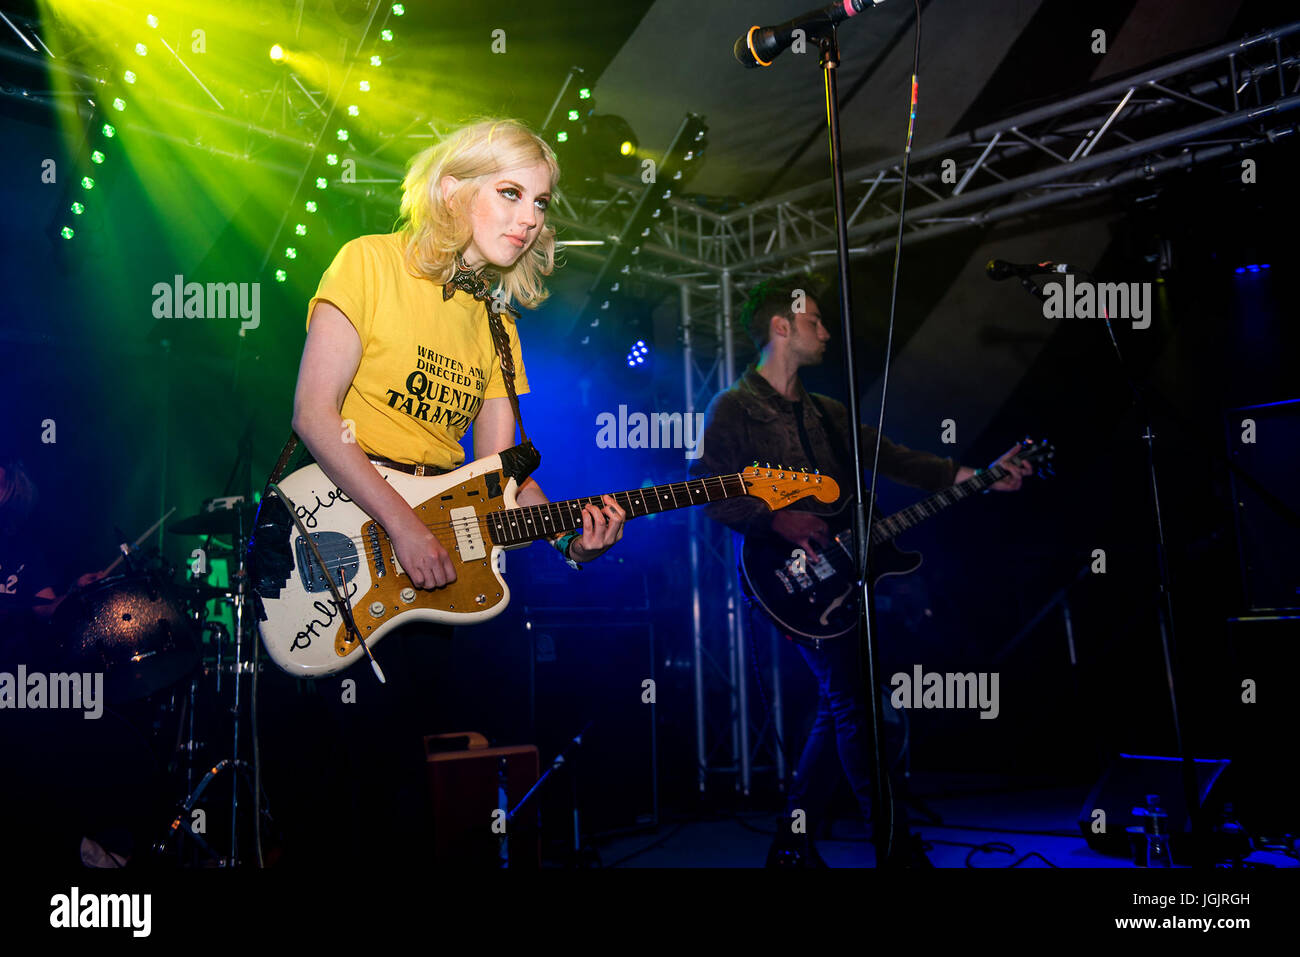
[{"x1": 783, "y1": 636, "x2": 900, "y2": 838}]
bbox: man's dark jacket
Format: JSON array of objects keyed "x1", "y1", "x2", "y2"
[{"x1": 689, "y1": 363, "x2": 957, "y2": 535}]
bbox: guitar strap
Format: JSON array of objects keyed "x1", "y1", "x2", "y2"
[
  {"x1": 482, "y1": 297, "x2": 530, "y2": 448},
  {"x1": 263, "y1": 259, "x2": 530, "y2": 488}
]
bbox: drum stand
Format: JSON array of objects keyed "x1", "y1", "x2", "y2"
[{"x1": 157, "y1": 509, "x2": 273, "y2": 867}]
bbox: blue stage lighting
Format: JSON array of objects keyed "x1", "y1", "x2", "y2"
[{"x1": 626, "y1": 339, "x2": 649, "y2": 366}]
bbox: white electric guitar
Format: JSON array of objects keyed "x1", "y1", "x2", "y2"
[{"x1": 248, "y1": 444, "x2": 839, "y2": 678}]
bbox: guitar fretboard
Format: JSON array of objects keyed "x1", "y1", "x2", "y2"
[
  {"x1": 485, "y1": 473, "x2": 749, "y2": 546},
  {"x1": 869, "y1": 464, "x2": 1010, "y2": 545}
]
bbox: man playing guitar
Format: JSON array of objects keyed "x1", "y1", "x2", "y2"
[{"x1": 690, "y1": 279, "x2": 1032, "y2": 866}]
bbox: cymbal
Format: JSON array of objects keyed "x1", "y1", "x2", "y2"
[{"x1": 167, "y1": 505, "x2": 258, "y2": 537}]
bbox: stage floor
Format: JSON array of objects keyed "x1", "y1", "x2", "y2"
[{"x1": 592, "y1": 772, "x2": 1298, "y2": 868}]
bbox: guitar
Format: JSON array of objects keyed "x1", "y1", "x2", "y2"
[
  {"x1": 249, "y1": 443, "x2": 839, "y2": 678},
  {"x1": 739, "y1": 438, "x2": 1055, "y2": 643}
]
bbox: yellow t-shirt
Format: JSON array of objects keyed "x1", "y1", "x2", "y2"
[{"x1": 306, "y1": 233, "x2": 529, "y2": 469}]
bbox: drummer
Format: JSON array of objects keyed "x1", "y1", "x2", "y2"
[{"x1": 0, "y1": 457, "x2": 103, "y2": 642}]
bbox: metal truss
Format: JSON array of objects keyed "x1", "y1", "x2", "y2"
[
  {"x1": 558, "y1": 19, "x2": 1300, "y2": 288},
  {"x1": 681, "y1": 284, "x2": 787, "y2": 797}
]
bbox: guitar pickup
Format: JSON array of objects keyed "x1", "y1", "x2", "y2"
[
  {"x1": 808, "y1": 555, "x2": 836, "y2": 581},
  {"x1": 450, "y1": 506, "x2": 486, "y2": 561}
]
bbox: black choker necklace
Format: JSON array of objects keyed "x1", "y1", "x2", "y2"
[
  {"x1": 442, "y1": 252, "x2": 519, "y2": 319},
  {"x1": 443, "y1": 253, "x2": 490, "y2": 302}
]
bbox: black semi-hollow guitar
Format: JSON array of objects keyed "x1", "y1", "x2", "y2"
[{"x1": 739, "y1": 439, "x2": 1055, "y2": 643}]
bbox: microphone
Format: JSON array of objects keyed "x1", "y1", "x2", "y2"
[
  {"x1": 733, "y1": 0, "x2": 886, "y2": 69},
  {"x1": 985, "y1": 259, "x2": 1072, "y2": 281}
]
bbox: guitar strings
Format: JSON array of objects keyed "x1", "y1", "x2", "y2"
[
  {"x1": 281, "y1": 473, "x2": 753, "y2": 552},
  {"x1": 275, "y1": 470, "x2": 813, "y2": 579}
]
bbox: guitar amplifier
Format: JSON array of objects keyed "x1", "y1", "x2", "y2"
[{"x1": 424, "y1": 733, "x2": 540, "y2": 868}]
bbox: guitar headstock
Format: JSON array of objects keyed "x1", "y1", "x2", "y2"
[
  {"x1": 742, "y1": 464, "x2": 841, "y2": 510},
  {"x1": 1015, "y1": 437, "x2": 1057, "y2": 478}
]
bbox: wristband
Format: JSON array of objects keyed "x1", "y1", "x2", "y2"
[{"x1": 552, "y1": 530, "x2": 582, "y2": 570}]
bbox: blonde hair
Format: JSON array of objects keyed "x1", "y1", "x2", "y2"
[{"x1": 399, "y1": 119, "x2": 560, "y2": 308}]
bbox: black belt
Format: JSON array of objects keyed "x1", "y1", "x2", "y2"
[{"x1": 368, "y1": 456, "x2": 450, "y2": 477}]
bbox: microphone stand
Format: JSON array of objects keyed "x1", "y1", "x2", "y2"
[
  {"x1": 808, "y1": 24, "x2": 902, "y2": 868},
  {"x1": 1020, "y1": 266, "x2": 1203, "y2": 859},
  {"x1": 1088, "y1": 266, "x2": 1202, "y2": 861}
]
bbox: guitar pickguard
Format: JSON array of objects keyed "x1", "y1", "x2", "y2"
[{"x1": 334, "y1": 478, "x2": 509, "y2": 659}]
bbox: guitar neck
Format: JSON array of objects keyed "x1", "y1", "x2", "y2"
[
  {"x1": 485, "y1": 472, "x2": 750, "y2": 546},
  {"x1": 868, "y1": 463, "x2": 1011, "y2": 545}
]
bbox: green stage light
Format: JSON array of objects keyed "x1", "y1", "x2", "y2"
[
  {"x1": 359, "y1": 80, "x2": 370, "y2": 92},
  {"x1": 578, "y1": 88, "x2": 591, "y2": 99},
  {"x1": 347, "y1": 104, "x2": 359, "y2": 116},
  {"x1": 285, "y1": 247, "x2": 297, "y2": 259},
  {"x1": 556, "y1": 131, "x2": 568, "y2": 143},
  {"x1": 270, "y1": 44, "x2": 284, "y2": 61},
  {"x1": 567, "y1": 109, "x2": 579, "y2": 122},
  {"x1": 325, "y1": 153, "x2": 339, "y2": 165},
  {"x1": 101, "y1": 123, "x2": 116, "y2": 138},
  {"x1": 112, "y1": 98, "x2": 126, "y2": 111},
  {"x1": 135, "y1": 43, "x2": 147, "y2": 56},
  {"x1": 370, "y1": 55, "x2": 382, "y2": 67},
  {"x1": 315, "y1": 177, "x2": 327, "y2": 189},
  {"x1": 80, "y1": 176, "x2": 94, "y2": 189},
  {"x1": 90, "y1": 150, "x2": 104, "y2": 164},
  {"x1": 124, "y1": 70, "x2": 136, "y2": 84},
  {"x1": 295, "y1": 223, "x2": 307, "y2": 235},
  {"x1": 305, "y1": 200, "x2": 318, "y2": 212},
  {"x1": 61, "y1": 226, "x2": 75, "y2": 239},
  {"x1": 275, "y1": 269, "x2": 287, "y2": 282},
  {"x1": 70, "y1": 202, "x2": 85, "y2": 215},
  {"x1": 146, "y1": 14, "x2": 158, "y2": 28},
  {"x1": 336, "y1": 129, "x2": 349, "y2": 141},
  {"x1": 392, "y1": 3, "x2": 404, "y2": 14},
  {"x1": 381, "y1": 29, "x2": 393, "y2": 42}
]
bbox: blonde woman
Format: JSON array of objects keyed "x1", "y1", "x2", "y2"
[{"x1": 293, "y1": 119, "x2": 625, "y2": 587}]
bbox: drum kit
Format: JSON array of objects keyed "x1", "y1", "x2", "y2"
[{"x1": 38, "y1": 492, "x2": 275, "y2": 867}]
